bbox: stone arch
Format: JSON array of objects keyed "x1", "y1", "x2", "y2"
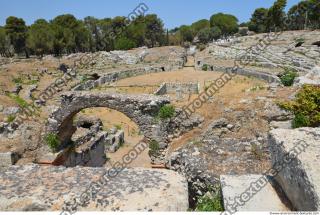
[{"x1": 46, "y1": 91, "x2": 170, "y2": 147}]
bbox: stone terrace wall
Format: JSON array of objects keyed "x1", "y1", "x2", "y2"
[
  {"x1": 73, "y1": 63, "x2": 185, "y2": 91},
  {"x1": 195, "y1": 60, "x2": 281, "y2": 84}
]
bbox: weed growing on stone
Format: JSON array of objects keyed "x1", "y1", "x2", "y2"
[
  {"x1": 157, "y1": 104, "x2": 175, "y2": 120},
  {"x1": 45, "y1": 133, "x2": 61, "y2": 152},
  {"x1": 279, "y1": 67, "x2": 298, "y2": 86}
]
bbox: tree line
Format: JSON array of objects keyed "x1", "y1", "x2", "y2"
[
  {"x1": 248, "y1": 0, "x2": 320, "y2": 33},
  {"x1": 169, "y1": 0, "x2": 320, "y2": 45},
  {"x1": 0, "y1": 14, "x2": 165, "y2": 57},
  {"x1": 0, "y1": 0, "x2": 319, "y2": 58}
]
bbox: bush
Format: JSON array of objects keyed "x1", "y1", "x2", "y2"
[
  {"x1": 202, "y1": 64, "x2": 208, "y2": 71},
  {"x1": 278, "y1": 85, "x2": 320, "y2": 128},
  {"x1": 158, "y1": 105, "x2": 175, "y2": 120},
  {"x1": 148, "y1": 140, "x2": 160, "y2": 157},
  {"x1": 195, "y1": 188, "x2": 224, "y2": 211},
  {"x1": 292, "y1": 113, "x2": 310, "y2": 128},
  {"x1": 279, "y1": 68, "x2": 298, "y2": 86},
  {"x1": 45, "y1": 133, "x2": 61, "y2": 152},
  {"x1": 114, "y1": 37, "x2": 136, "y2": 50}
]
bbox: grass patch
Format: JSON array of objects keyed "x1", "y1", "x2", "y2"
[
  {"x1": 279, "y1": 68, "x2": 298, "y2": 86},
  {"x1": 45, "y1": 133, "x2": 61, "y2": 152},
  {"x1": 278, "y1": 85, "x2": 320, "y2": 128},
  {"x1": 157, "y1": 105, "x2": 175, "y2": 120},
  {"x1": 6, "y1": 114, "x2": 16, "y2": 123},
  {"x1": 6, "y1": 93, "x2": 30, "y2": 108},
  {"x1": 148, "y1": 140, "x2": 160, "y2": 157},
  {"x1": 114, "y1": 124, "x2": 122, "y2": 131}
]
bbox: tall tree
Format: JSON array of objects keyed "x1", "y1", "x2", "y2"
[
  {"x1": 191, "y1": 19, "x2": 210, "y2": 33},
  {"x1": 179, "y1": 25, "x2": 194, "y2": 43},
  {"x1": 144, "y1": 14, "x2": 165, "y2": 47},
  {"x1": 84, "y1": 16, "x2": 101, "y2": 52},
  {"x1": 27, "y1": 19, "x2": 54, "y2": 57},
  {"x1": 51, "y1": 14, "x2": 90, "y2": 55},
  {"x1": 248, "y1": 8, "x2": 269, "y2": 33},
  {"x1": 5, "y1": 16, "x2": 28, "y2": 57},
  {"x1": 210, "y1": 13, "x2": 239, "y2": 35},
  {"x1": 309, "y1": 0, "x2": 320, "y2": 29},
  {"x1": 98, "y1": 18, "x2": 114, "y2": 51},
  {"x1": 0, "y1": 26, "x2": 13, "y2": 57},
  {"x1": 266, "y1": 0, "x2": 287, "y2": 31}
]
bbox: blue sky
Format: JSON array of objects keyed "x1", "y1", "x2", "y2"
[{"x1": 0, "y1": 0, "x2": 302, "y2": 29}]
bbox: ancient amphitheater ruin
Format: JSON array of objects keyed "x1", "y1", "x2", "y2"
[{"x1": 0, "y1": 30, "x2": 319, "y2": 212}]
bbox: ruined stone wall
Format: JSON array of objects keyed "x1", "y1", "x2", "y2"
[
  {"x1": 63, "y1": 131, "x2": 108, "y2": 167},
  {"x1": 73, "y1": 63, "x2": 185, "y2": 91},
  {"x1": 195, "y1": 60, "x2": 281, "y2": 84}
]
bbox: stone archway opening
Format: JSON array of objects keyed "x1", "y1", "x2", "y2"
[{"x1": 44, "y1": 91, "x2": 170, "y2": 167}]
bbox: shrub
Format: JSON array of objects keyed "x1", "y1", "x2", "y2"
[
  {"x1": 45, "y1": 133, "x2": 61, "y2": 152},
  {"x1": 195, "y1": 187, "x2": 224, "y2": 211},
  {"x1": 148, "y1": 140, "x2": 160, "y2": 157},
  {"x1": 114, "y1": 37, "x2": 136, "y2": 50},
  {"x1": 279, "y1": 68, "x2": 298, "y2": 86},
  {"x1": 278, "y1": 85, "x2": 320, "y2": 128},
  {"x1": 292, "y1": 113, "x2": 310, "y2": 128},
  {"x1": 158, "y1": 105, "x2": 175, "y2": 120},
  {"x1": 202, "y1": 64, "x2": 208, "y2": 71}
]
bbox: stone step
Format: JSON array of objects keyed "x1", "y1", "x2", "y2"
[
  {"x1": 0, "y1": 165, "x2": 189, "y2": 211},
  {"x1": 220, "y1": 174, "x2": 289, "y2": 212}
]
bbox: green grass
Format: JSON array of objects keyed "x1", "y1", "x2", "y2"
[
  {"x1": 44, "y1": 133, "x2": 61, "y2": 152},
  {"x1": 6, "y1": 93, "x2": 30, "y2": 108}
]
